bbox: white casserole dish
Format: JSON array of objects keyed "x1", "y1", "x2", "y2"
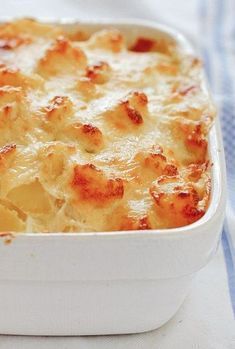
[{"x1": 0, "y1": 18, "x2": 226, "y2": 336}]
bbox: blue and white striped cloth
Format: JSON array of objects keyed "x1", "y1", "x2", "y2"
[
  {"x1": 0, "y1": 0, "x2": 234, "y2": 348},
  {"x1": 199, "y1": 0, "x2": 235, "y2": 316}
]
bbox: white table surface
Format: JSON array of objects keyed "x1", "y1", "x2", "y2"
[{"x1": 0, "y1": 246, "x2": 234, "y2": 349}]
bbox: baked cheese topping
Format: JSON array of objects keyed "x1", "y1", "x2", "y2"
[{"x1": 0, "y1": 19, "x2": 215, "y2": 233}]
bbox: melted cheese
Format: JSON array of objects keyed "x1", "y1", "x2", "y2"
[{"x1": 0, "y1": 19, "x2": 215, "y2": 233}]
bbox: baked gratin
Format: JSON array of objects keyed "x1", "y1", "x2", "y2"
[{"x1": 0, "y1": 19, "x2": 215, "y2": 233}]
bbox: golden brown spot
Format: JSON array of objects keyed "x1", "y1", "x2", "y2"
[
  {"x1": 67, "y1": 123, "x2": 103, "y2": 152},
  {"x1": 81, "y1": 123, "x2": 103, "y2": 144},
  {"x1": 182, "y1": 205, "x2": 204, "y2": 220},
  {"x1": 130, "y1": 37, "x2": 155, "y2": 52},
  {"x1": 135, "y1": 145, "x2": 178, "y2": 179},
  {"x1": 130, "y1": 37, "x2": 173, "y2": 54},
  {"x1": 150, "y1": 175, "x2": 205, "y2": 227},
  {"x1": 2, "y1": 105, "x2": 12, "y2": 117},
  {"x1": 130, "y1": 91, "x2": 148, "y2": 108},
  {"x1": 72, "y1": 164, "x2": 124, "y2": 206},
  {"x1": 138, "y1": 216, "x2": 151, "y2": 230},
  {"x1": 184, "y1": 163, "x2": 207, "y2": 181},
  {"x1": 104, "y1": 92, "x2": 148, "y2": 130},
  {"x1": 0, "y1": 232, "x2": 14, "y2": 244},
  {"x1": 85, "y1": 61, "x2": 111, "y2": 84},
  {"x1": 42, "y1": 96, "x2": 73, "y2": 120},
  {"x1": 37, "y1": 37, "x2": 87, "y2": 77},
  {"x1": 164, "y1": 164, "x2": 178, "y2": 176},
  {"x1": 80, "y1": 123, "x2": 104, "y2": 150},
  {"x1": 127, "y1": 91, "x2": 149, "y2": 120},
  {"x1": 122, "y1": 101, "x2": 143, "y2": 124},
  {"x1": 171, "y1": 120, "x2": 208, "y2": 164}
]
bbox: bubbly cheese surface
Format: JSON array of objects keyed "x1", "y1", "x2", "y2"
[{"x1": 0, "y1": 19, "x2": 215, "y2": 233}]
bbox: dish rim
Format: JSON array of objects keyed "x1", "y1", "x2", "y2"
[{"x1": 0, "y1": 17, "x2": 227, "y2": 239}]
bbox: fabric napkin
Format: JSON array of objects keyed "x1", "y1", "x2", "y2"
[{"x1": 0, "y1": 0, "x2": 234, "y2": 348}]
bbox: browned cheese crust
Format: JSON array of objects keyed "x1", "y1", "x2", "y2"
[{"x1": 0, "y1": 19, "x2": 215, "y2": 232}]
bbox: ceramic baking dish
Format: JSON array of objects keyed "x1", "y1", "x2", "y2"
[{"x1": 0, "y1": 18, "x2": 226, "y2": 336}]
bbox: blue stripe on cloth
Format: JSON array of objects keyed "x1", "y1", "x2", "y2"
[
  {"x1": 222, "y1": 229, "x2": 235, "y2": 314},
  {"x1": 226, "y1": 221, "x2": 235, "y2": 272},
  {"x1": 214, "y1": 0, "x2": 235, "y2": 317},
  {"x1": 214, "y1": 0, "x2": 235, "y2": 209},
  {"x1": 199, "y1": 0, "x2": 235, "y2": 316}
]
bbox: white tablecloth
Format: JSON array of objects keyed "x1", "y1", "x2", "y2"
[{"x1": 0, "y1": 0, "x2": 234, "y2": 348}]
